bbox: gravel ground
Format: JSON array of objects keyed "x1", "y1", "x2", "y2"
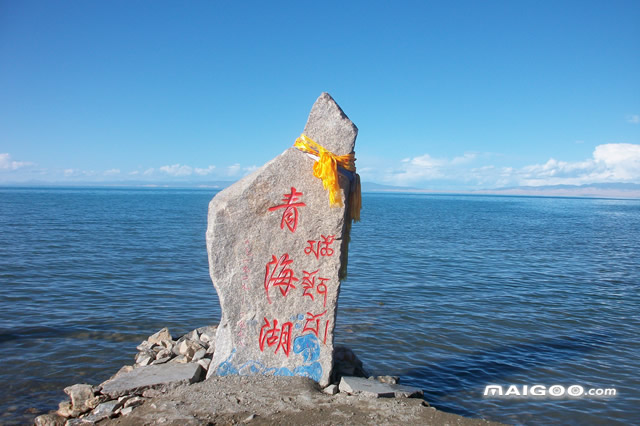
[{"x1": 102, "y1": 376, "x2": 503, "y2": 426}]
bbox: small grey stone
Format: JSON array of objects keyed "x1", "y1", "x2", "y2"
[
  {"x1": 123, "y1": 396, "x2": 146, "y2": 409},
  {"x1": 136, "y1": 341, "x2": 153, "y2": 352},
  {"x1": 192, "y1": 348, "x2": 207, "y2": 361},
  {"x1": 151, "y1": 356, "x2": 172, "y2": 365},
  {"x1": 78, "y1": 401, "x2": 118, "y2": 424},
  {"x1": 171, "y1": 343, "x2": 182, "y2": 356},
  {"x1": 34, "y1": 413, "x2": 65, "y2": 426},
  {"x1": 197, "y1": 358, "x2": 211, "y2": 371},
  {"x1": 90, "y1": 400, "x2": 119, "y2": 418},
  {"x1": 178, "y1": 339, "x2": 204, "y2": 359},
  {"x1": 135, "y1": 350, "x2": 156, "y2": 365},
  {"x1": 64, "y1": 419, "x2": 95, "y2": 426},
  {"x1": 156, "y1": 348, "x2": 173, "y2": 359},
  {"x1": 322, "y1": 384, "x2": 338, "y2": 395},
  {"x1": 170, "y1": 354, "x2": 188, "y2": 364},
  {"x1": 136, "y1": 354, "x2": 153, "y2": 367},
  {"x1": 120, "y1": 406, "x2": 134, "y2": 415},
  {"x1": 243, "y1": 413, "x2": 258, "y2": 423},
  {"x1": 57, "y1": 401, "x2": 73, "y2": 418},
  {"x1": 147, "y1": 327, "x2": 173, "y2": 346},
  {"x1": 187, "y1": 329, "x2": 200, "y2": 341},
  {"x1": 197, "y1": 325, "x2": 219, "y2": 335},
  {"x1": 63, "y1": 384, "x2": 96, "y2": 413}
]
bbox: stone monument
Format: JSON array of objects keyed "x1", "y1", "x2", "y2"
[{"x1": 206, "y1": 92, "x2": 360, "y2": 387}]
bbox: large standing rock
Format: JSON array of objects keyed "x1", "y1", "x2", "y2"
[{"x1": 206, "y1": 93, "x2": 358, "y2": 386}]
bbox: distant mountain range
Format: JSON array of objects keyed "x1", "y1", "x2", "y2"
[
  {"x1": 360, "y1": 182, "x2": 420, "y2": 192},
  {"x1": 362, "y1": 182, "x2": 640, "y2": 199},
  {"x1": 1, "y1": 180, "x2": 236, "y2": 189},
  {"x1": 4, "y1": 180, "x2": 640, "y2": 199},
  {"x1": 472, "y1": 183, "x2": 640, "y2": 198}
]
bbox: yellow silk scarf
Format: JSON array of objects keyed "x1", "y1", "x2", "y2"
[{"x1": 294, "y1": 134, "x2": 361, "y2": 222}]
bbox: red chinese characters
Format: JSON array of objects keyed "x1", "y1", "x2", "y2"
[
  {"x1": 304, "y1": 234, "x2": 335, "y2": 259},
  {"x1": 264, "y1": 253, "x2": 298, "y2": 304},
  {"x1": 259, "y1": 317, "x2": 293, "y2": 356},
  {"x1": 301, "y1": 269, "x2": 329, "y2": 308},
  {"x1": 268, "y1": 187, "x2": 306, "y2": 233},
  {"x1": 259, "y1": 188, "x2": 337, "y2": 355}
]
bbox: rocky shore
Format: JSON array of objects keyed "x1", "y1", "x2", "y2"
[{"x1": 35, "y1": 326, "x2": 501, "y2": 426}]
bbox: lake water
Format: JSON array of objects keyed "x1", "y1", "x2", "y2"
[{"x1": 0, "y1": 187, "x2": 638, "y2": 424}]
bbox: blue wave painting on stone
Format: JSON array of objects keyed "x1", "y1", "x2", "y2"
[
  {"x1": 216, "y1": 349, "x2": 239, "y2": 376},
  {"x1": 293, "y1": 334, "x2": 321, "y2": 363},
  {"x1": 293, "y1": 363, "x2": 322, "y2": 382},
  {"x1": 217, "y1": 334, "x2": 323, "y2": 382}
]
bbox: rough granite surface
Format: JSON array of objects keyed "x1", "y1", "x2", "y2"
[{"x1": 206, "y1": 93, "x2": 358, "y2": 386}]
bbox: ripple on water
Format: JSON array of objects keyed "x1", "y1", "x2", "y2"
[{"x1": 1, "y1": 189, "x2": 639, "y2": 423}]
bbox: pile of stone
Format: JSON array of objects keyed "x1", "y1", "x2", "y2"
[
  {"x1": 133, "y1": 325, "x2": 217, "y2": 370},
  {"x1": 35, "y1": 326, "x2": 215, "y2": 425},
  {"x1": 35, "y1": 325, "x2": 386, "y2": 425}
]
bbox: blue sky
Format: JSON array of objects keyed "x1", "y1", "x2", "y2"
[{"x1": 1, "y1": 0, "x2": 639, "y2": 189}]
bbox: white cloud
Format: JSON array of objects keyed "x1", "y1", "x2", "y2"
[
  {"x1": 386, "y1": 152, "x2": 480, "y2": 185},
  {"x1": 375, "y1": 143, "x2": 640, "y2": 189},
  {"x1": 104, "y1": 168, "x2": 120, "y2": 175},
  {"x1": 159, "y1": 164, "x2": 193, "y2": 176},
  {"x1": 626, "y1": 114, "x2": 640, "y2": 124},
  {"x1": 451, "y1": 153, "x2": 477, "y2": 165},
  {"x1": 194, "y1": 165, "x2": 216, "y2": 176},
  {"x1": 0, "y1": 153, "x2": 33, "y2": 170},
  {"x1": 226, "y1": 163, "x2": 241, "y2": 176},
  {"x1": 133, "y1": 163, "x2": 249, "y2": 179},
  {"x1": 517, "y1": 143, "x2": 640, "y2": 186},
  {"x1": 61, "y1": 168, "x2": 97, "y2": 178}
]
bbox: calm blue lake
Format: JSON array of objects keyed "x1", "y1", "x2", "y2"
[{"x1": 0, "y1": 187, "x2": 638, "y2": 424}]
